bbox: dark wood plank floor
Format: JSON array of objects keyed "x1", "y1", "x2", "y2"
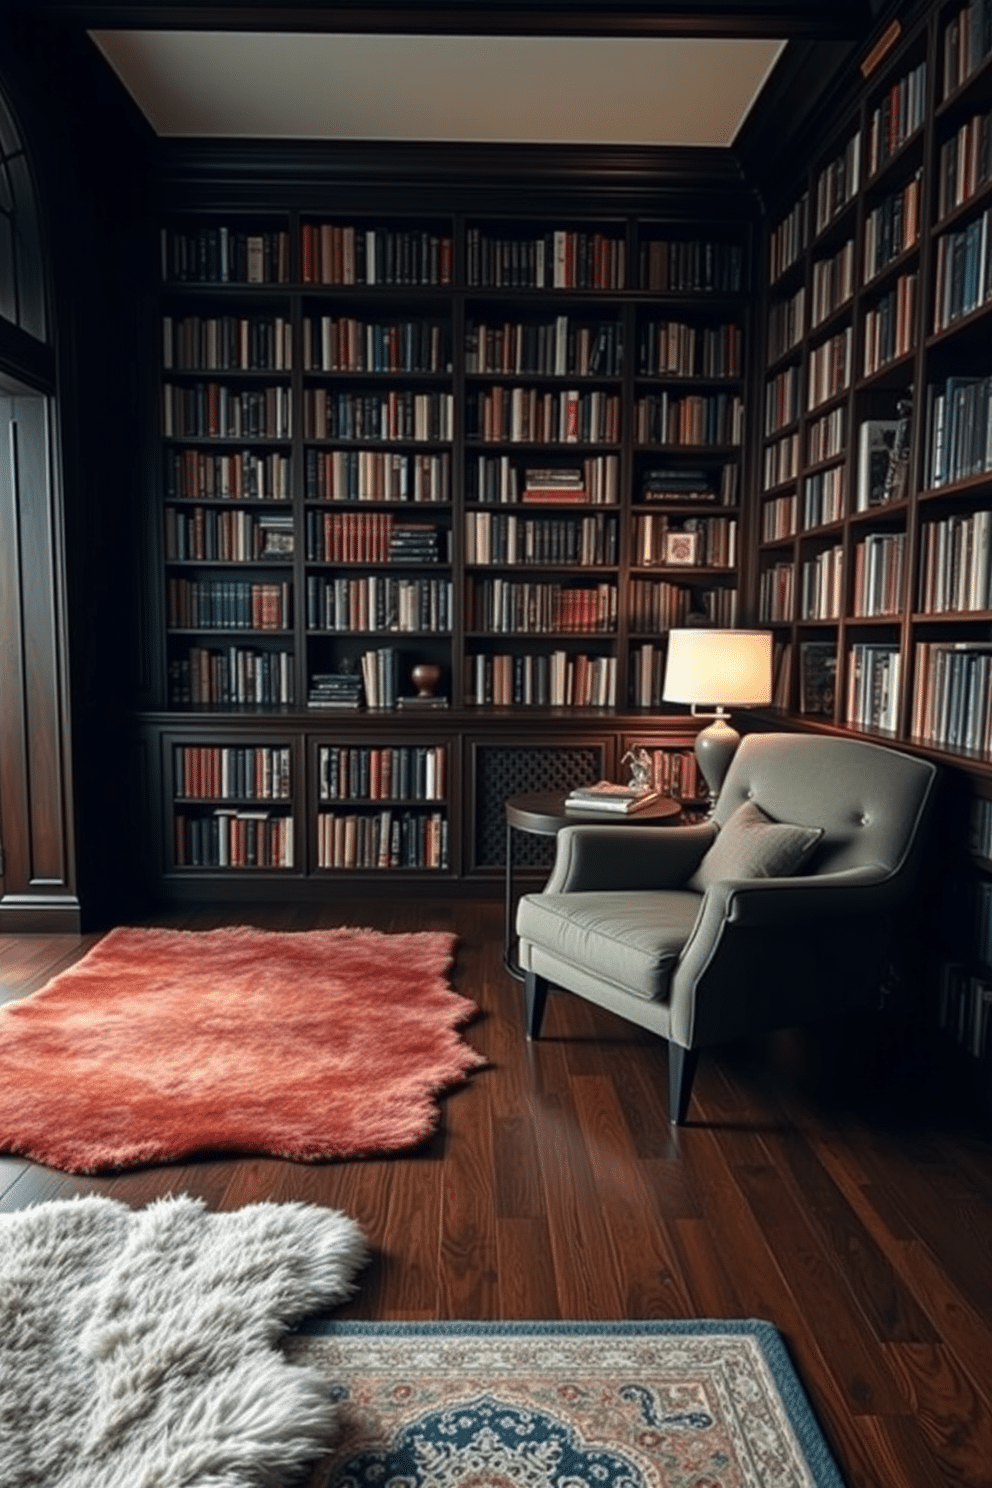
[{"x1": 2, "y1": 896, "x2": 991, "y2": 1488}]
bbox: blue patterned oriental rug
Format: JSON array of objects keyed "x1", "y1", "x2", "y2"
[{"x1": 285, "y1": 1318, "x2": 846, "y2": 1488}]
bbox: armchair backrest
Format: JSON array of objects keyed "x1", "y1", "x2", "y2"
[{"x1": 714, "y1": 733, "x2": 938, "y2": 881}]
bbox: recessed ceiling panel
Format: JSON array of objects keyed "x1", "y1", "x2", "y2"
[{"x1": 89, "y1": 31, "x2": 785, "y2": 146}]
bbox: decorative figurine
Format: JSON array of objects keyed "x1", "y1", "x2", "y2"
[{"x1": 621, "y1": 746, "x2": 653, "y2": 793}]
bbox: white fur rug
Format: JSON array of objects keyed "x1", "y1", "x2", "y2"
[{"x1": 0, "y1": 1193, "x2": 368, "y2": 1487}]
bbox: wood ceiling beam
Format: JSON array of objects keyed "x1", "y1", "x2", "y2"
[{"x1": 13, "y1": 2, "x2": 872, "y2": 41}]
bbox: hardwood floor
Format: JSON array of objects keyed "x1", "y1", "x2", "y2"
[{"x1": 1, "y1": 896, "x2": 991, "y2": 1488}]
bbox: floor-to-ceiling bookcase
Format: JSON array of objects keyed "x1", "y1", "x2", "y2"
[
  {"x1": 756, "y1": 0, "x2": 992, "y2": 1098},
  {"x1": 132, "y1": 154, "x2": 758, "y2": 898}
]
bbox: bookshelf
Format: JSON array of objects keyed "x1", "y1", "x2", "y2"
[
  {"x1": 138, "y1": 182, "x2": 751, "y2": 896},
  {"x1": 756, "y1": 0, "x2": 992, "y2": 1102}
]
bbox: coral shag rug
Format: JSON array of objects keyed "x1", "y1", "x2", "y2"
[
  {"x1": 0, "y1": 925, "x2": 484, "y2": 1173},
  {"x1": 0, "y1": 1193, "x2": 368, "y2": 1488}
]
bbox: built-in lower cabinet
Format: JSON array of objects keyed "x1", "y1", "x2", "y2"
[{"x1": 133, "y1": 711, "x2": 704, "y2": 900}]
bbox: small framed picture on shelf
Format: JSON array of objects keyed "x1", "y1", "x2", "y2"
[
  {"x1": 799, "y1": 641, "x2": 837, "y2": 716},
  {"x1": 663, "y1": 530, "x2": 699, "y2": 566}
]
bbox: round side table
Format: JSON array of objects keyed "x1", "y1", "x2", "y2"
[{"x1": 503, "y1": 789, "x2": 683, "y2": 980}]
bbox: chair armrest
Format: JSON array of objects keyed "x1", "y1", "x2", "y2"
[
  {"x1": 707, "y1": 863, "x2": 893, "y2": 927},
  {"x1": 542, "y1": 821, "x2": 717, "y2": 894}
]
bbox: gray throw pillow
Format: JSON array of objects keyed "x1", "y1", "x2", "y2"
[{"x1": 687, "y1": 799, "x2": 823, "y2": 892}]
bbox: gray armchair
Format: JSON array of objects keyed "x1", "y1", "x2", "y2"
[{"x1": 516, "y1": 733, "x2": 938, "y2": 1123}]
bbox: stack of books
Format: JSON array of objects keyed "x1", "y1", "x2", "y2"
[
  {"x1": 564, "y1": 780, "x2": 660, "y2": 814},
  {"x1": 307, "y1": 672, "x2": 362, "y2": 709},
  {"x1": 521, "y1": 467, "x2": 586, "y2": 504},
  {"x1": 389, "y1": 523, "x2": 443, "y2": 563}
]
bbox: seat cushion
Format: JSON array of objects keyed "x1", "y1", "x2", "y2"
[
  {"x1": 687, "y1": 799, "x2": 823, "y2": 893},
  {"x1": 517, "y1": 890, "x2": 703, "y2": 1002}
]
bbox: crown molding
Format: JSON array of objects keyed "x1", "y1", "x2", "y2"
[
  {"x1": 155, "y1": 137, "x2": 762, "y2": 218},
  {"x1": 10, "y1": 0, "x2": 872, "y2": 40}
]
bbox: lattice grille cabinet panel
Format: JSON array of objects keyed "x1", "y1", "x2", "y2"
[{"x1": 473, "y1": 742, "x2": 605, "y2": 869}]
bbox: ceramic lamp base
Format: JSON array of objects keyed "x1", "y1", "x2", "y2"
[{"x1": 694, "y1": 713, "x2": 741, "y2": 812}]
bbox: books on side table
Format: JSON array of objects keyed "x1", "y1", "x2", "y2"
[{"x1": 564, "y1": 780, "x2": 660, "y2": 814}]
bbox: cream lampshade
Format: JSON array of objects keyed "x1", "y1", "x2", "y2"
[{"x1": 663, "y1": 629, "x2": 773, "y2": 809}]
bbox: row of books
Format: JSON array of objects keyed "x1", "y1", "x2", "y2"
[
  {"x1": 866, "y1": 61, "x2": 927, "y2": 177},
  {"x1": 863, "y1": 174, "x2": 921, "y2": 282},
  {"x1": 769, "y1": 192, "x2": 809, "y2": 284},
  {"x1": 638, "y1": 239, "x2": 744, "y2": 295},
  {"x1": 465, "y1": 228, "x2": 626, "y2": 291},
  {"x1": 918, "y1": 509, "x2": 992, "y2": 613},
  {"x1": 317, "y1": 745, "x2": 446, "y2": 802},
  {"x1": 851, "y1": 532, "x2": 906, "y2": 617},
  {"x1": 639, "y1": 747, "x2": 701, "y2": 801},
  {"x1": 165, "y1": 508, "x2": 293, "y2": 564},
  {"x1": 161, "y1": 226, "x2": 290, "y2": 285},
  {"x1": 305, "y1": 449, "x2": 450, "y2": 503},
  {"x1": 641, "y1": 464, "x2": 738, "y2": 505},
  {"x1": 971, "y1": 795, "x2": 992, "y2": 860},
  {"x1": 637, "y1": 320, "x2": 741, "y2": 379},
  {"x1": 972, "y1": 795, "x2": 992, "y2": 862},
  {"x1": 814, "y1": 130, "x2": 862, "y2": 236},
  {"x1": 300, "y1": 224, "x2": 453, "y2": 287},
  {"x1": 800, "y1": 545, "x2": 844, "y2": 620},
  {"x1": 631, "y1": 514, "x2": 737, "y2": 569},
  {"x1": 468, "y1": 387, "x2": 621, "y2": 446},
  {"x1": 465, "y1": 651, "x2": 616, "y2": 709},
  {"x1": 759, "y1": 560, "x2": 795, "y2": 623},
  {"x1": 808, "y1": 406, "x2": 847, "y2": 467},
  {"x1": 807, "y1": 327, "x2": 852, "y2": 409},
  {"x1": 164, "y1": 448, "x2": 290, "y2": 502},
  {"x1": 173, "y1": 745, "x2": 292, "y2": 802},
  {"x1": 466, "y1": 319, "x2": 623, "y2": 378},
  {"x1": 304, "y1": 575, "x2": 452, "y2": 634},
  {"x1": 763, "y1": 433, "x2": 799, "y2": 491},
  {"x1": 303, "y1": 512, "x2": 446, "y2": 565},
  {"x1": 167, "y1": 579, "x2": 291, "y2": 632},
  {"x1": 360, "y1": 646, "x2": 401, "y2": 710},
  {"x1": 632, "y1": 392, "x2": 744, "y2": 448},
  {"x1": 761, "y1": 494, "x2": 798, "y2": 543},
  {"x1": 467, "y1": 579, "x2": 617, "y2": 635},
  {"x1": 163, "y1": 384, "x2": 292, "y2": 441},
  {"x1": 798, "y1": 642, "x2": 836, "y2": 716},
  {"x1": 464, "y1": 512, "x2": 619, "y2": 568},
  {"x1": 941, "y1": 1, "x2": 992, "y2": 99},
  {"x1": 302, "y1": 317, "x2": 451, "y2": 375},
  {"x1": 936, "y1": 106, "x2": 992, "y2": 220},
  {"x1": 938, "y1": 963, "x2": 992, "y2": 1065},
  {"x1": 810, "y1": 238, "x2": 854, "y2": 327},
  {"x1": 765, "y1": 365, "x2": 801, "y2": 436},
  {"x1": 162, "y1": 316, "x2": 293, "y2": 373},
  {"x1": 168, "y1": 646, "x2": 294, "y2": 706},
  {"x1": 933, "y1": 205, "x2": 992, "y2": 330},
  {"x1": 174, "y1": 810, "x2": 295, "y2": 869},
  {"x1": 628, "y1": 580, "x2": 738, "y2": 633},
  {"x1": 302, "y1": 390, "x2": 454, "y2": 444},
  {"x1": 846, "y1": 642, "x2": 901, "y2": 734},
  {"x1": 913, "y1": 641, "x2": 992, "y2": 756},
  {"x1": 767, "y1": 285, "x2": 805, "y2": 362},
  {"x1": 802, "y1": 465, "x2": 845, "y2": 528},
  {"x1": 316, "y1": 810, "x2": 449, "y2": 871},
  {"x1": 469, "y1": 454, "x2": 619, "y2": 506},
  {"x1": 926, "y1": 374, "x2": 992, "y2": 487},
  {"x1": 863, "y1": 272, "x2": 918, "y2": 376}
]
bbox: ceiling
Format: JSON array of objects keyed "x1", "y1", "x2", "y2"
[{"x1": 89, "y1": 30, "x2": 789, "y2": 147}]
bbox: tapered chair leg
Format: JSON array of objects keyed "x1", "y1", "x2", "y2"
[
  {"x1": 668, "y1": 1043, "x2": 699, "y2": 1125},
  {"x1": 525, "y1": 971, "x2": 549, "y2": 1039}
]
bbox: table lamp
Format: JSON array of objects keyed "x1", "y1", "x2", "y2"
[{"x1": 662, "y1": 629, "x2": 773, "y2": 810}]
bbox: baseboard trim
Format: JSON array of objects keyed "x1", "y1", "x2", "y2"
[{"x1": 0, "y1": 894, "x2": 82, "y2": 934}]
